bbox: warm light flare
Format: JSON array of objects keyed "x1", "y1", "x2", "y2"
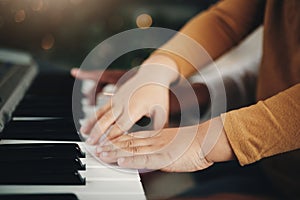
[
  {"x1": 136, "y1": 13, "x2": 152, "y2": 29},
  {"x1": 41, "y1": 34, "x2": 55, "y2": 50}
]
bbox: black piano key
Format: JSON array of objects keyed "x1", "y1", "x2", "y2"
[
  {"x1": 0, "y1": 157, "x2": 86, "y2": 171},
  {"x1": 8, "y1": 72, "x2": 84, "y2": 119},
  {"x1": 0, "y1": 171, "x2": 86, "y2": 185},
  {"x1": 18, "y1": 95, "x2": 72, "y2": 106},
  {"x1": 1, "y1": 130, "x2": 81, "y2": 141},
  {"x1": 1, "y1": 119, "x2": 81, "y2": 141},
  {"x1": 3, "y1": 119, "x2": 76, "y2": 132},
  {"x1": 26, "y1": 73, "x2": 75, "y2": 97},
  {"x1": 14, "y1": 95, "x2": 73, "y2": 116},
  {"x1": 1, "y1": 133, "x2": 80, "y2": 141},
  {"x1": 13, "y1": 108, "x2": 73, "y2": 118},
  {"x1": 0, "y1": 193, "x2": 79, "y2": 200},
  {"x1": 0, "y1": 143, "x2": 85, "y2": 159},
  {"x1": 13, "y1": 108, "x2": 72, "y2": 118}
]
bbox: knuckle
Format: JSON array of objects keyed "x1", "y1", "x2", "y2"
[
  {"x1": 132, "y1": 146, "x2": 139, "y2": 154},
  {"x1": 125, "y1": 139, "x2": 134, "y2": 148},
  {"x1": 128, "y1": 139, "x2": 134, "y2": 147}
]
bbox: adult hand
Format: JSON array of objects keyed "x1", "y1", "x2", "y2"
[
  {"x1": 71, "y1": 68, "x2": 210, "y2": 115},
  {"x1": 81, "y1": 55, "x2": 180, "y2": 145},
  {"x1": 71, "y1": 68, "x2": 131, "y2": 105},
  {"x1": 95, "y1": 117, "x2": 234, "y2": 172}
]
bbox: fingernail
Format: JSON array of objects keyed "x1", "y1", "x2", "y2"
[
  {"x1": 101, "y1": 152, "x2": 108, "y2": 157},
  {"x1": 96, "y1": 147, "x2": 103, "y2": 153},
  {"x1": 118, "y1": 157, "x2": 125, "y2": 164}
]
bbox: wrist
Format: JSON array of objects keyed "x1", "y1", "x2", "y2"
[{"x1": 199, "y1": 117, "x2": 235, "y2": 163}]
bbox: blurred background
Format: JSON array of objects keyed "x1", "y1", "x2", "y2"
[{"x1": 0, "y1": 0, "x2": 217, "y2": 71}]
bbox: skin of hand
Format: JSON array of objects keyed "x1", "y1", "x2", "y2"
[
  {"x1": 95, "y1": 117, "x2": 234, "y2": 172},
  {"x1": 80, "y1": 54, "x2": 180, "y2": 145},
  {"x1": 71, "y1": 68, "x2": 210, "y2": 115}
]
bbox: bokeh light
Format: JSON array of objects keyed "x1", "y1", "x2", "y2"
[
  {"x1": 136, "y1": 13, "x2": 152, "y2": 29},
  {"x1": 0, "y1": 0, "x2": 213, "y2": 67},
  {"x1": 41, "y1": 33, "x2": 55, "y2": 50},
  {"x1": 14, "y1": 9, "x2": 26, "y2": 23}
]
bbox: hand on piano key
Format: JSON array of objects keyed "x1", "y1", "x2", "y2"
[
  {"x1": 77, "y1": 58, "x2": 178, "y2": 146},
  {"x1": 71, "y1": 68, "x2": 133, "y2": 105},
  {"x1": 94, "y1": 124, "x2": 214, "y2": 172},
  {"x1": 73, "y1": 59, "x2": 209, "y2": 174}
]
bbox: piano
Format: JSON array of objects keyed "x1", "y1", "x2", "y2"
[{"x1": 0, "y1": 49, "x2": 146, "y2": 200}]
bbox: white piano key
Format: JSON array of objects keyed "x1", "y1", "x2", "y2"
[
  {"x1": 0, "y1": 180, "x2": 144, "y2": 195},
  {"x1": 81, "y1": 157, "x2": 121, "y2": 168},
  {"x1": 76, "y1": 194, "x2": 146, "y2": 200},
  {"x1": 81, "y1": 168, "x2": 139, "y2": 181},
  {"x1": 81, "y1": 80, "x2": 95, "y2": 94},
  {"x1": 81, "y1": 157, "x2": 136, "y2": 170}
]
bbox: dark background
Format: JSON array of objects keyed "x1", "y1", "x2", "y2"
[{"x1": 0, "y1": 0, "x2": 217, "y2": 70}]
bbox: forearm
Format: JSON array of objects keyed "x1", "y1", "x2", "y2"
[
  {"x1": 139, "y1": 54, "x2": 179, "y2": 86},
  {"x1": 151, "y1": 0, "x2": 265, "y2": 77}
]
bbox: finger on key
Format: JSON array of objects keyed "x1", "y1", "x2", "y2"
[
  {"x1": 80, "y1": 102, "x2": 110, "y2": 134},
  {"x1": 87, "y1": 107, "x2": 122, "y2": 145}
]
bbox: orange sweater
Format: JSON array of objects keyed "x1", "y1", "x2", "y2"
[{"x1": 152, "y1": 0, "x2": 300, "y2": 192}]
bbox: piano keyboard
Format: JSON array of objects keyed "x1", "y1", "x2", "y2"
[
  {"x1": 0, "y1": 49, "x2": 146, "y2": 200},
  {"x1": 0, "y1": 140, "x2": 145, "y2": 200}
]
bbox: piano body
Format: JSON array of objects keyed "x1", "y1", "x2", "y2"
[{"x1": 0, "y1": 49, "x2": 146, "y2": 200}]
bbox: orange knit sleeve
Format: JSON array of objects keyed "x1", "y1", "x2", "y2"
[
  {"x1": 221, "y1": 84, "x2": 300, "y2": 166},
  {"x1": 151, "y1": 0, "x2": 265, "y2": 77}
]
